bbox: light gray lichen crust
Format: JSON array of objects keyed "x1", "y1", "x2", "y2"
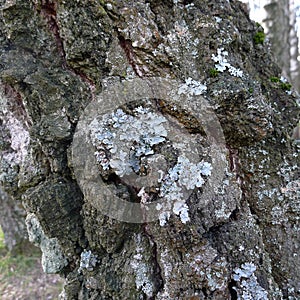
[
  {"x1": 89, "y1": 103, "x2": 212, "y2": 226},
  {"x1": 25, "y1": 213, "x2": 68, "y2": 274},
  {"x1": 233, "y1": 263, "x2": 268, "y2": 300}
]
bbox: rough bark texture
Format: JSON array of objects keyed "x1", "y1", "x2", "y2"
[{"x1": 0, "y1": 0, "x2": 299, "y2": 299}]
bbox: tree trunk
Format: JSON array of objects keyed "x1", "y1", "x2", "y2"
[
  {"x1": 0, "y1": 0, "x2": 299, "y2": 299},
  {"x1": 264, "y1": 0, "x2": 300, "y2": 92}
]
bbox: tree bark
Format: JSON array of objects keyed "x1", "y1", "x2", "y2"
[{"x1": 0, "y1": 0, "x2": 299, "y2": 299}]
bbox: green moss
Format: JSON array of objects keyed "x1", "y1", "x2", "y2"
[
  {"x1": 248, "y1": 87, "x2": 254, "y2": 94},
  {"x1": 270, "y1": 76, "x2": 280, "y2": 83},
  {"x1": 253, "y1": 31, "x2": 265, "y2": 45},
  {"x1": 0, "y1": 227, "x2": 5, "y2": 252},
  {"x1": 209, "y1": 68, "x2": 219, "y2": 77},
  {"x1": 280, "y1": 82, "x2": 292, "y2": 91},
  {"x1": 270, "y1": 77, "x2": 292, "y2": 91}
]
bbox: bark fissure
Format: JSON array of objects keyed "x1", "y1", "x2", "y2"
[
  {"x1": 143, "y1": 224, "x2": 164, "y2": 298},
  {"x1": 35, "y1": 0, "x2": 97, "y2": 101},
  {"x1": 35, "y1": 0, "x2": 66, "y2": 66},
  {"x1": 228, "y1": 279, "x2": 238, "y2": 300},
  {"x1": 118, "y1": 34, "x2": 144, "y2": 78}
]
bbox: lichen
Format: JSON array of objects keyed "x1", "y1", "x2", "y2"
[
  {"x1": 212, "y1": 48, "x2": 243, "y2": 77},
  {"x1": 25, "y1": 213, "x2": 68, "y2": 274},
  {"x1": 156, "y1": 249, "x2": 173, "y2": 299},
  {"x1": 130, "y1": 234, "x2": 154, "y2": 297},
  {"x1": 0, "y1": 90, "x2": 30, "y2": 164},
  {"x1": 157, "y1": 155, "x2": 212, "y2": 225},
  {"x1": 178, "y1": 77, "x2": 207, "y2": 96},
  {"x1": 233, "y1": 263, "x2": 268, "y2": 300},
  {"x1": 78, "y1": 249, "x2": 98, "y2": 273},
  {"x1": 90, "y1": 106, "x2": 168, "y2": 177},
  {"x1": 89, "y1": 103, "x2": 212, "y2": 226}
]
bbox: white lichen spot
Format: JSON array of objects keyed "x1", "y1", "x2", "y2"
[
  {"x1": 281, "y1": 180, "x2": 300, "y2": 194},
  {"x1": 6, "y1": 116, "x2": 30, "y2": 163},
  {"x1": 186, "y1": 246, "x2": 228, "y2": 290},
  {"x1": 137, "y1": 187, "x2": 150, "y2": 204},
  {"x1": 78, "y1": 250, "x2": 98, "y2": 273},
  {"x1": 106, "y1": 3, "x2": 112, "y2": 10},
  {"x1": 212, "y1": 48, "x2": 243, "y2": 78},
  {"x1": 239, "y1": 245, "x2": 245, "y2": 252},
  {"x1": 185, "y1": 2, "x2": 195, "y2": 9},
  {"x1": 215, "y1": 16, "x2": 222, "y2": 23},
  {"x1": 156, "y1": 249, "x2": 173, "y2": 299},
  {"x1": 172, "y1": 200, "x2": 190, "y2": 223},
  {"x1": 233, "y1": 263, "x2": 268, "y2": 300},
  {"x1": 0, "y1": 92, "x2": 30, "y2": 164},
  {"x1": 178, "y1": 77, "x2": 207, "y2": 96},
  {"x1": 215, "y1": 202, "x2": 231, "y2": 220},
  {"x1": 157, "y1": 210, "x2": 171, "y2": 227}
]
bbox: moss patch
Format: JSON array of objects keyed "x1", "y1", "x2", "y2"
[{"x1": 253, "y1": 31, "x2": 265, "y2": 45}]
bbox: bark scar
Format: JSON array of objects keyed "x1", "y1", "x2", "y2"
[
  {"x1": 37, "y1": 1, "x2": 66, "y2": 66},
  {"x1": 143, "y1": 224, "x2": 164, "y2": 297},
  {"x1": 118, "y1": 34, "x2": 144, "y2": 77}
]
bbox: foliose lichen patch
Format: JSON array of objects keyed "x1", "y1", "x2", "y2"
[
  {"x1": 178, "y1": 77, "x2": 207, "y2": 96},
  {"x1": 89, "y1": 101, "x2": 212, "y2": 226},
  {"x1": 233, "y1": 263, "x2": 268, "y2": 300},
  {"x1": 212, "y1": 48, "x2": 243, "y2": 78}
]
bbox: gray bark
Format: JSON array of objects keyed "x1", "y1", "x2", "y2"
[{"x1": 0, "y1": 0, "x2": 299, "y2": 299}]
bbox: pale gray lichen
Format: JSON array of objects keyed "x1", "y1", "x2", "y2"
[
  {"x1": 117, "y1": 2, "x2": 158, "y2": 52},
  {"x1": 89, "y1": 104, "x2": 212, "y2": 226},
  {"x1": 156, "y1": 249, "x2": 173, "y2": 299},
  {"x1": 90, "y1": 106, "x2": 167, "y2": 176},
  {"x1": 25, "y1": 213, "x2": 68, "y2": 274},
  {"x1": 233, "y1": 263, "x2": 268, "y2": 300},
  {"x1": 78, "y1": 249, "x2": 98, "y2": 273},
  {"x1": 212, "y1": 48, "x2": 243, "y2": 77},
  {"x1": 157, "y1": 155, "x2": 212, "y2": 225},
  {"x1": 178, "y1": 77, "x2": 207, "y2": 96},
  {"x1": 185, "y1": 244, "x2": 228, "y2": 291}
]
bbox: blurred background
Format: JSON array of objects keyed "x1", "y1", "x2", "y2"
[
  {"x1": 240, "y1": 0, "x2": 300, "y2": 91},
  {"x1": 241, "y1": 0, "x2": 300, "y2": 140}
]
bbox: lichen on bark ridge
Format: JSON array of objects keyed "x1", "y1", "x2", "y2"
[{"x1": 0, "y1": 0, "x2": 299, "y2": 299}]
